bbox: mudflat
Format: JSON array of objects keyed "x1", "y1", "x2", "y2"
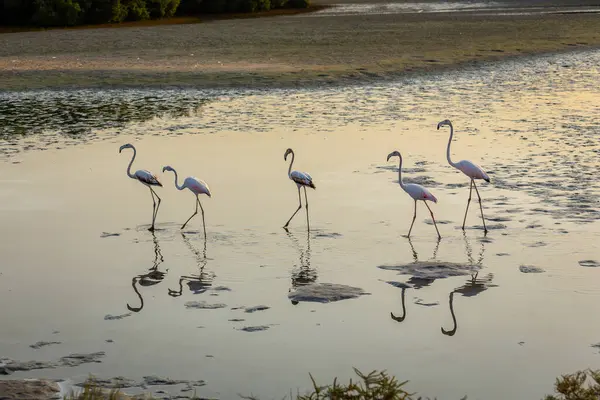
[{"x1": 1, "y1": 1, "x2": 600, "y2": 90}]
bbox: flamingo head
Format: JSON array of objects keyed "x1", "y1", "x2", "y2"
[
  {"x1": 162, "y1": 166, "x2": 174, "y2": 173},
  {"x1": 386, "y1": 150, "x2": 401, "y2": 162},
  {"x1": 437, "y1": 119, "x2": 452, "y2": 130},
  {"x1": 119, "y1": 143, "x2": 134, "y2": 153},
  {"x1": 284, "y1": 148, "x2": 293, "y2": 161}
]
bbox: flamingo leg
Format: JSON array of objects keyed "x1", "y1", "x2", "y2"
[
  {"x1": 148, "y1": 187, "x2": 161, "y2": 231},
  {"x1": 472, "y1": 181, "x2": 488, "y2": 234},
  {"x1": 461, "y1": 180, "x2": 473, "y2": 231},
  {"x1": 424, "y1": 201, "x2": 441, "y2": 240},
  {"x1": 198, "y1": 197, "x2": 206, "y2": 237},
  {"x1": 284, "y1": 186, "x2": 302, "y2": 229},
  {"x1": 181, "y1": 196, "x2": 199, "y2": 231},
  {"x1": 407, "y1": 199, "x2": 417, "y2": 238},
  {"x1": 303, "y1": 186, "x2": 310, "y2": 231}
]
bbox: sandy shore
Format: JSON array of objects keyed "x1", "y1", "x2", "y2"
[{"x1": 1, "y1": 4, "x2": 600, "y2": 90}]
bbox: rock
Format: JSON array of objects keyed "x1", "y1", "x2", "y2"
[
  {"x1": 29, "y1": 341, "x2": 61, "y2": 349},
  {"x1": 244, "y1": 305, "x2": 270, "y2": 313},
  {"x1": 519, "y1": 265, "x2": 545, "y2": 274},
  {"x1": 0, "y1": 379, "x2": 60, "y2": 400},
  {"x1": 77, "y1": 376, "x2": 139, "y2": 389},
  {"x1": 104, "y1": 313, "x2": 132, "y2": 321},
  {"x1": 288, "y1": 283, "x2": 370, "y2": 303},
  {"x1": 184, "y1": 301, "x2": 227, "y2": 310}
]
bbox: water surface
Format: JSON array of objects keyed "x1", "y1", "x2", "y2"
[{"x1": 0, "y1": 49, "x2": 599, "y2": 399}]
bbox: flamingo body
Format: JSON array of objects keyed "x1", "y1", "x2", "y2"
[
  {"x1": 134, "y1": 169, "x2": 162, "y2": 187},
  {"x1": 453, "y1": 160, "x2": 490, "y2": 182},
  {"x1": 402, "y1": 183, "x2": 438, "y2": 203},
  {"x1": 290, "y1": 170, "x2": 315, "y2": 189},
  {"x1": 183, "y1": 177, "x2": 211, "y2": 197}
]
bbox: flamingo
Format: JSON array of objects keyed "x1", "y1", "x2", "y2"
[
  {"x1": 119, "y1": 144, "x2": 162, "y2": 231},
  {"x1": 387, "y1": 151, "x2": 441, "y2": 239},
  {"x1": 437, "y1": 119, "x2": 490, "y2": 233},
  {"x1": 283, "y1": 148, "x2": 316, "y2": 230},
  {"x1": 162, "y1": 166, "x2": 211, "y2": 235}
]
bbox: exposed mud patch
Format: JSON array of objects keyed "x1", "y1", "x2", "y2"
[
  {"x1": 288, "y1": 283, "x2": 370, "y2": 303},
  {"x1": 184, "y1": 301, "x2": 227, "y2": 309},
  {"x1": 579, "y1": 260, "x2": 600, "y2": 268},
  {"x1": 0, "y1": 352, "x2": 105, "y2": 375},
  {"x1": 244, "y1": 305, "x2": 270, "y2": 313},
  {"x1": 238, "y1": 325, "x2": 271, "y2": 332},
  {"x1": 378, "y1": 261, "x2": 481, "y2": 281},
  {"x1": 104, "y1": 313, "x2": 132, "y2": 321},
  {"x1": 519, "y1": 265, "x2": 545, "y2": 273},
  {"x1": 29, "y1": 341, "x2": 61, "y2": 349}
]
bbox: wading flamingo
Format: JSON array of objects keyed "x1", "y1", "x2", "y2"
[
  {"x1": 162, "y1": 166, "x2": 211, "y2": 235},
  {"x1": 119, "y1": 144, "x2": 162, "y2": 231},
  {"x1": 387, "y1": 151, "x2": 441, "y2": 239},
  {"x1": 283, "y1": 148, "x2": 316, "y2": 230},
  {"x1": 437, "y1": 120, "x2": 490, "y2": 233}
]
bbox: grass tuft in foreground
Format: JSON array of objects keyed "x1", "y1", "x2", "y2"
[
  {"x1": 544, "y1": 369, "x2": 600, "y2": 400},
  {"x1": 65, "y1": 368, "x2": 600, "y2": 400}
]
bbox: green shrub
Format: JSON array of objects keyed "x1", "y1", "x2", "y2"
[
  {"x1": 286, "y1": 0, "x2": 308, "y2": 8},
  {"x1": 31, "y1": 0, "x2": 82, "y2": 26},
  {"x1": 147, "y1": 0, "x2": 179, "y2": 17},
  {"x1": 124, "y1": 0, "x2": 149, "y2": 20}
]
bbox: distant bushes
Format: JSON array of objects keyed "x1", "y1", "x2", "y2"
[{"x1": 0, "y1": 0, "x2": 308, "y2": 27}]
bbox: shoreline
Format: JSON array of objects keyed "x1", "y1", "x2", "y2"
[
  {"x1": 0, "y1": 5, "x2": 329, "y2": 34},
  {"x1": 1, "y1": 10, "x2": 600, "y2": 91}
]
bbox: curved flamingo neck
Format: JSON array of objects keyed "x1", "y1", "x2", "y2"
[
  {"x1": 446, "y1": 123, "x2": 458, "y2": 168},
  {"x1": 168, "y1": 169, "x2": 185, "y2": 191},
  {"x1": 126, "y1": 147, "x2": 137, "y2": 179},
  {"x1": 287, "y1": 150, "x2": 295, "y2": 177},
  {"x1": 397, "y1": 155, "x2": 406, "y2": 190}
]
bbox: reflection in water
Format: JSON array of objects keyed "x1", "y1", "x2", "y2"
[
  {"x1": 390, "y1": 238, "x2": 439, "y2": 322},
  {"x1": 390, "y1": 234, "x2": 495, "y2": 336},
  {"x1": 168, "y1": 233, "x2": 215, "y2": 297},
  {"x1": 441, "y1": 233, "x2": 497, "y2": 336},
  {"x1": 127, "y1": 233, "x2": 168, "y2": 313},
  {"x1": 287, "y1": 230, "x2": 317, "y2": 288},
  {"x1": 0, "y1": 90, "x2": 209, "y2": 139}
]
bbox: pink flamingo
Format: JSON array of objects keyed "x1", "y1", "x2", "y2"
[
  {"x1": 437, "y1": 120, "x2": 490, "y2": 233},
  {"x1": 283, "y1": 148, "x2": 316, "y2": 230},
  {"x1": 387, "y1": 151, "x2": 441, "y2": 239},
  {"x1": 162, "y1": 166, "x2": 211, "y2": 235},
  {"x1": 119, "y1": 144, "x2": 162, "y2": 231}
]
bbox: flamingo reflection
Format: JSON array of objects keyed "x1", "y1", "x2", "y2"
[
  {"x1": 441, "y1": 233, "x2": 496, "y2": 336},
  {"x1": 168, "y1": 232, "x2": 215, "y2": 297},
  {"x1": 127, "y1": 232, "x2": 168, "y2": 313},
  {"x1": 287, "y1": 230, "x2": 317, "y2": 288}
]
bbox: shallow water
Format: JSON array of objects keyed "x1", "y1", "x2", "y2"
[{"x1": 0, "y1": 49, "x2": 600, "y2": 399}]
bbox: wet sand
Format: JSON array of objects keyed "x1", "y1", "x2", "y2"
[
  {"x1": 1, "y1": 3, "x2": 600, "y2": 90},
  {"x1": 1, "y1": 48, "x2": 600, "y2": 399}
]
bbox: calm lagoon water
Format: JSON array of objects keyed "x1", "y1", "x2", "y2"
[{"x1": 0, "y1": 49, "x2": 599, "y2": 399}]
